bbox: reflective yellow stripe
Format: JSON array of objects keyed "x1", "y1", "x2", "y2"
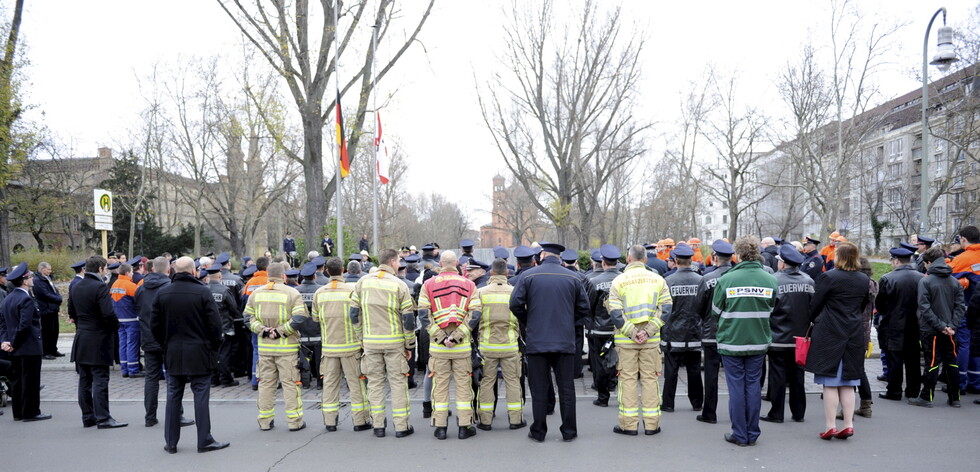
[{"x1": 253, "y1": 292, "x2": 288, "y2": 303}]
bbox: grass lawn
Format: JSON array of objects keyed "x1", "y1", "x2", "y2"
[
  {"x1": 58, "y1": 311, "x2": 76, "y2": 334},
  {"x1": 871, "y1": 262, "x2": 892, "y2": 281}
]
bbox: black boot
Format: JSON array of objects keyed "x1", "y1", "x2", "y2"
[
  {"x1": 458, "y1": 426, "x2": 477, "y2": 440},
  {"x1": 423, "y1": 401, "x2": 432, "y2": 419},
  {"x1": 434, "y1": 426, "x2": 447, "y2": 440}
]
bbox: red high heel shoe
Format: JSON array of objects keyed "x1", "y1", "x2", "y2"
[
  {"x1": 835, "y1": 427, "x2": 854, "y2": 439},
  {"x1": 819, "y1": 428, "x2": 839, "y2": 440}
]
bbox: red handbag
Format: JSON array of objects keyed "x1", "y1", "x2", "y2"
[{"x1": 794, "y1": 325, "x2": 813, "y2": 366}]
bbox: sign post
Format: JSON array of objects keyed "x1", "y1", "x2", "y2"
[{"x1": 94, "y1": 189, "x2": 113, "y2": 258}]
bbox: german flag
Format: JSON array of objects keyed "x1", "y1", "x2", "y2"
[{"x1": 336, "y1": 89, "x2": 350, "y2": 178}]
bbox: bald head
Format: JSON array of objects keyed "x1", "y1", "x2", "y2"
[
  {"x1": 440, "y1": 250, "x2": 458, "y2": 268},
  {"x1": 174, "y1": 257, "x2": 195, "y2": 274}
]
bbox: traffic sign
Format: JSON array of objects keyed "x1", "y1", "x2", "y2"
[{"x1": 94, "y1": 189, "x2": 113, "y2": 231}]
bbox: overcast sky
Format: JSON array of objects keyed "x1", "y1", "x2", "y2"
[{"x1": 17, "y1": 0, "x2": 979, "y2": 225}]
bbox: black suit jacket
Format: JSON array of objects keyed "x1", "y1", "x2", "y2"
[
  {"x1": 69, "y1": 273, "x2": 118, "y2": 366},
  {"x1": 510, "y1": 257, "x2": 591, "y2": 355},
  {"x1": 0, "y1": 288, "x2": 43, "y2": 356},
  {"x1": 32, "y1": 274, "x2": 62, "y2": 315},
  {"x1": 150, "y1": 273, "x2": 222, "y2": 376}
]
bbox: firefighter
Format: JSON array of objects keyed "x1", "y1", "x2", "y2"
[
  {"x1": 312, "y1": 257, "x2": 371, "y2": 432},
  {"x1": 295, "y1": 263, "x2": 322, "y2": 389},
  {"x1": 418, "y1": 251, "x2": 479, "y2": 440},
  {"x1": 608, "y1": 245, "x2": 672, "y2": 436},
  {"x1": 246, "y1": 262, "x2": 310, "y2": 432},
  {"x1": 351, "y1": 249, "x2": 417, "y2": 438},
  {"x1": 474, "y1": 258, "x2": 526, "y2": 430},
  {"x1": 662, "y1": 243, "x2": 704, "y2": 413},
  {"x1": 586, "y1": 244, "x2": 621, "y2": 408}
]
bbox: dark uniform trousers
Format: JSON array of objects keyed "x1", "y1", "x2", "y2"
[
  {"x1": 701, "y1": 343, "x2": 721, "y2": 421},
  {"x1": 662, "y1": 345, "x2": 704, "y2": 410},
  {"x1": 920, "y1": 333, "x2": 959, "y2": 402},
  {"x1": 11, "y1": 355, "x2": 42, "y2": 419},
  {"x1": 765, "y1": 349, "x2": 806, "y2": 421},
  {"x1": 587, "y1": 335, "x2": 616, "y2": 403},
  {"x1": 213, "y1": 337, "x2": 236, "y2": 385},
  {"x1": 165, "y1": 374, "x2": 215, "y2": 448},
  {"x1": 144, "y1": 351, "x2": 164, "y2": 422},
  {"x1": 527, "y1": 353, "x2": 576, "y2": 440},
  {"x1": 77, "y1": 364, "x2": 111, "y2": 423},
  {"x1": 574, "y1": 325, "x2": 585, "y2": 376},
  {"x1": 41, "y1": 312, "x2": 60, "y2": 356},
  {"x1": 884, "y1": 346, "x2": 921, "y2": 398}
]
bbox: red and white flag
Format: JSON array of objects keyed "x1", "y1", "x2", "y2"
[{"x1": 374, "y1": 111, "x2": 390, "y2": 184}]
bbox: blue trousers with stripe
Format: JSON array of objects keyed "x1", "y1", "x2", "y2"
[{"x1": 118, "y1": 321, "x2": 141, "y2": 375}]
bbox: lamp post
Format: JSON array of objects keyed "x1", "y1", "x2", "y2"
[
  {"x1": 136, "y1": 220, "x2": 145, "y2": 254},
  {"x1": 920, "y1": 8, "x2": 958, "y2": 235}
]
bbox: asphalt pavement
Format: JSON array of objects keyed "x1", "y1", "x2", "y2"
[{"x1": 2, "y1": 335, "x2": 977, "y2": 471}]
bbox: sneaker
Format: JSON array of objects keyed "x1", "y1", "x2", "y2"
[
  {"x1": 907, "y1": 398, "x2": 933, "y2": 408},
  {"x1": 948, "y1": 400, "x2": 961, "y2": 408}
]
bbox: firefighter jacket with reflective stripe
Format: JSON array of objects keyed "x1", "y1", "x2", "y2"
[
  {"x1": 470, "y1": 275, "x2": 519, "y2": 357},
  {"x1": 586, "y1": 268, "x2": 620, "y2": 336},
  {"x1": 312, "y1": 277, "x2": 360, "y2": 356},
  {"x1": 663, "y1": 267, "x2": 703, "y2": 351},
  {"x1": 608, "y1": 262, "x2": 671, "y2": 349},
  {"x1": 711, "y1": 261, "x2": 777, "y2": 356},
  {"x1": 110, "y1": 275, "x2": 139, "y2": 323},
  {"x1": 351, "y1": 265, "x2": 416, "y2": 350},
  {"x1": 770, "y1": 267, "x2": 814, "y2": 350},
  {"x1": 246, "y1": 280, "x2": 309, "y2": 356},
  {"x1": 419, "y1": 268, "x2": 476, "y2": 358}
]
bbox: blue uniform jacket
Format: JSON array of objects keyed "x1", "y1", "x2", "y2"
[
  {"x1": 0, "y1": 288, "x2": 43, "y2": 356},
  {"x1": 510, "y1": 257, "x2": 591, "y2": 354},
  {"x1": 32, "y1": 274, "x2": 62, "y2": 315}
]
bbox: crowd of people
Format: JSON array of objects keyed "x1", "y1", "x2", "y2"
[{"x1": 1, "y1": 226, "x2": 978, "y2": 452}]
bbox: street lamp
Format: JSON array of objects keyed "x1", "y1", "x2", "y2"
[
  {"x1": 136, "y1": 220, "x2": 145, "y2": 254},
  {"x1": 920, "y1": 7, "x2": 958, "y2": 235}
]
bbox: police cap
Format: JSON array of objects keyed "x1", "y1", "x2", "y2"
[
  {"x1": 126, "y1": 256, "x2": 143, "y2": 266},
  {"x1": 242, "y1": 265, "x2": 258, "y2": 277},
  {"x1": 460, "y1": 238, "x2": 475, "y2": 248},
  {"x1": 917, "y1": 236, "x2": 935, "y2": 246},
  {"x1": 204, "y1": 251, "x2": 215, "y2": 258},
  {"x1": 590, "y1": 249, "x2": 602, "y2": 262},
  {"x1": 285, "y1": 268, "x2": 300, "y2": 278},
  {"x1": 599, "y1": 244, "x2": 621, "y2": 261},
  {"x1": 514, "y1": 245, "x2": 535, "y2": 259},
  {"x1": 193, "y1": 260, "x2": 200, "y2": 270},
  {"x1": 197, "y1": 269, "x2": 209, "y2": 279},
  {"x1": 300, "y1": 263, "x2": 318, "y2": 278},
  {"x1": 215, "y1": 252, "x2": 231, "y2": 265},
  {"x1": 0, "y1": 266, "x2": 7, "y2": 276},
  {"x1": 493, "y1": 246, "x2": 510, "y2": 260},
  {"x1": 772, "y1": 237, "x2": 784, "y2": 245},
  {"x1": 312, "y1": 256, "x2": 326, "y2": 267},
  {"x1": 108, "y1": 262, "x2": 121, "y2": 270},
  {"x1": 777, "y1": 245, "x2": 805, "y2": 265},
  {"x1": 349, "y1": 253, "x2": 362, "y2": 261},
  {"x1": 206, "y1": 265, "x2": 222, "y2": 274},
  {"x1": 70, "y1": 260, "x2": 86, "y2": 270},
  {"x1": 467, "y1": 259, "x2": 489, "y2": 271},
  {"x1": 889, "y1": 247, "x2": 915, "y2": 259},
  {"x1": 643, "y1": 243, "x2": 657, "y2": 250},
  {"x1": 560, "y1": 249, "x2": 579, "y2": 263},
  {"x1": 712, "y1": 240, "x2": 735, "y2": 256},
  {"x1": 899, "y1": 242, "x2": 918, "y2": 252},
  {"x1": 804, "y1": 237, "x2": 821, "y2": 246},
  {"x1": 421, "y1": 244, "x2": 435, "y2": 251},
  {"x1": 7, "y1": 262, "x2": 30, "y2": 281},
  {"x1": 540, "y1": 241, "x2": 565, "y2": 255},
  {"x1": 405, "y1": 254, "x2": 420, "y2": 263},
  {"x1": 672, "y1": 243, "x2": 695, "y2": 258}
]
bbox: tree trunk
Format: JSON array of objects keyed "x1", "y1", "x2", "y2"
[
  {"x1": 0, "y1": 191, "x2": 9, "y2": 267},
  {"x1": 128, "y1": 213, "x2": 136, "y2": 257},
  {"x1": 33, "y1": 230, "x2": 43, "y2": 252},
  {"x1": 304, "y1": 114, "x2": 326, "y2": 252}
]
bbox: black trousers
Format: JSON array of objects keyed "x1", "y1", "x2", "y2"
[
  {"x1": 77, "y1": 364, "x2": 111, "y2": 424},
  {"x1": 587, "y1": 335, "x2": 616, "y2": 403},
  {"x1": 213, "y1": 337, "x2": 236, "y2": 385},
  {"x1": 920, "y1": 333, "x2": 959, "y2": 402},
  {"x1": 574, "y1": 325, "x2": 585, "y2": 376},
  {"x1": 527, "y1": 353, "x2": 576, "y2": 440},
  {"x1": 765, "y1": 350, "x2": 806, "y2": 421},
  {"x1": 884, "y1": 347, "x2": 921, "y2": 398},
  {"x1": 231, "y1": 322, "x2": 250, "y2": 377},
  {"x1": 701, "y1": 343, "x2": 721, "y2": 422},
  {"x1": 144, "y1": 351, "x2": 164, "y2": 422},
  {"x1": 11, "y1": 355, "x2": 42, "y2": 419},
  {"x1": 40, "y1": 312, "x2": 59, "y2": 355},
  {"x1": 165, "y1": 374, "x2": 214, "y2": 449},
  {"x1": 662, "y1": 346, "x2": 704, "y2": 410},
  {"x1": 858, "y1": 372, "x2": 871, "y2": 401}
]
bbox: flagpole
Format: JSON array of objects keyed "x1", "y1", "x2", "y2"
[
  {"x1": 333, "y1": 0, "x2": 343, "y2": 259},
  {"x1": 371, "y1": 20, "x2": 380, "y2": 257}
]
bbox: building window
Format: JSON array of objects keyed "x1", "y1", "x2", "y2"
[
  {"x1": 705, "y1": 216, "x2": 712, "y2": 225},
  {"x1": 723, "y1": 230, "x2": 729, "y2": 239},
  {"x1": 887, "y1": 138, "x2": 903, "y2": 162},
  {"x1": 722, "y1": 215, "x2": 728, "y2": 224}
]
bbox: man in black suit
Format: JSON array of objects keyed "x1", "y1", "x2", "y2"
[
  {"x1": 0, "y1": 263, "x2": 51, "y2": 421},
  {"x1": 151, "y1": 257, "x2": 229, "y2": 454},
  {"x1": 33, "y1": 262, "x2": 64, "y2": 359},
  {"x1": 510, "y1": 242, "x2": 591, "y2": 443},
  {"x1": 70, "y1": 256, "x2": 127, "y2": 429}
]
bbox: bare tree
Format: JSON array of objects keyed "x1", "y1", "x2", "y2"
[
  {"x1": 699, "y1": 73, "x2": 773, "y2": 241},
  {"x1": 217, "y1": 0, "x2": 435, "y2": 249},
  {"x1": 479, "y1": 0, "x2": 649, "y2": 247},
  {"x1": 0, "y1": 0, "x2": 27, "y2": 266}
]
